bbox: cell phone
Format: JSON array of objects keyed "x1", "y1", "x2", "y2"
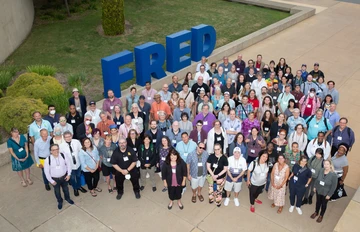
[{"x1": 213, "y1": 183, "x2": 217, "y2": 191}]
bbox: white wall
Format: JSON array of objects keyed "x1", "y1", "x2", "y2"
[{"x1": 0, "y1": 0, "x2": 34, "y2": 63}]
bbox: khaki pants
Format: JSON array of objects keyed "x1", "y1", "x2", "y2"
[{"x1": 140, "y1": 166, "x2": 156, "y2": 187}]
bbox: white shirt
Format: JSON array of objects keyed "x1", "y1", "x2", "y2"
[
  {"x1": 252, "y1": 79, "x2": 267, "y2": 98},
  {"x1": 194, "y1": 71, "x2": 210, "y2": 84},
  {"x1": 85, "y1": 109, "x2": 102, "y2": 126},
  {"x1": 249, "y1": 161, "x2": 269, "y2": 186},
  {"x1": 228, "y1": 156, "x2": 247, "y2": 174},
  {"x1": 306, "y1": 138, "x2": 331, "y2": 160},
  {"x1": 59, "y1": 139, "x2": 82, "y2": 170}
]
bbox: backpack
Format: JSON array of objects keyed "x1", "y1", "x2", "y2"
[
  {"x1": 333, "y1": 125, "x2": 351, "y2": 138},
  {"x1": 306, "y1": 115, "x2": 329, "y2": 131},
  {"x1": 48, "y1": 153, "x2": 65, "y2": 165}
]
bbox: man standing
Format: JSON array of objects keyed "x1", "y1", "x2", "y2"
[
  {"x1": 119, "y1": 115, "x2": 140, "y2": 139},
  {"x1": 85, "y1": 101, "x2": 102, "y2": 126},
  {"x1": 196, "y1": 56, "x2": 210, "y2": 72},
  {"x1": 29, "y1": 111, "x2": 53, "y2": 144},
  {"x1": 179, "y1": 83, "x2": 195, "y2": 115},
  {"x1": 301, "y1": 75, "x2": 318, "y2": 95},
  {"x1": 176, "y1": 132, "x2": 197, "y2": 161},
  {"x1": 158, "y1": 84, "x2": 172, "y2": 103},
  {"x1": 166, "y1": 121, "x2": 183, "y2": 148},
  {"x1": 137, "y1": 95, "x2": 151, "y2": 131},
  {"x1": 305, "y1": 109, "x2": 332, "y2": 141},
  {"x1": 192, "y1": 104, "x2": 216, "y2": 133},
  {"x1": 111, "y1": 138, "x2": 140, "y2": 200},
  {"x1": 291, "y1": 84, "x2": 304, "y2": 108},
  {"x1": 96, "y1": 111, "x2": 115, "y2": 138},
  {"x1": 233, "y1": 54, "x2": 246, "y2": 75},
  {"x1": 292, "y1": 70, "x2": 304, "y2": 89},
  {"x1": 34, "y1": 129, "x2": 52, "y2": 191},
  {"x1": 218, "y1": 56, "x2": 232, "y2": 75},
  {"x1": 191, "y1": 76, "x2": 210, "y2": 100},
  {"x1": 76, "y1": 115, "x2": 95, "y2": 141},
  {"x1": 223, "y1": 110, "x2": 242, "y2": 148},
  {"x1": 68, "y1": 88, "x2": 87, "y2": 117},
  {"x1": 252, "y1": 73, "x2": 267, "y2": 98},
  {"x1": 145, "y1": 120, "x2": 163, "y2": 149},
  {"x1": 43, "y1": 105, "x2": 60, "y2": 129},
  {"x1": 309, "y1": 62, "x2": 325, "y2": 80},
  {"x1": 141, "y1": 81, "x2": 157, "y2": 105},
  {"x1": 195, "y1": 65, "x2": 211, "y2": 84},
  {"x1": 323, "y1": 81, "x2": 339, "y2": 104},
  {"x1": 150, "y1": 94, "x2": 171, "y2": 121},
  {"x1": 186, "y1": 142, "x2": 209, "y2": 203},
  {"x1": 221, "y1": 78, "x2": 237, "y2": 100},
  {"x1": 59, "y1": 131, "x2": 86, "y2": 196},
  {"x1": 235, "y1": 96, "x2": 253, "y2": 121},
  {"x1": 287, "y1": 109, "x2": 307, "y2": 135},
  {"x1": 44, "y1": 144, "x2": 74, "y2": 210},
  {"x1": 102, "y1": 89, "x2": 123, "y2": 115},
  {"x1": 324, "y1": 103, "x2": 340, "y2": 128},
  {"x1": 66, "y1": 105, "x2": 83, "y2": 139},
  {"x1": 168, "y1": 75, "x2": 183, "y2": 93},
  {"x1": 254, "y1": 54, "x2": 265, "y2": 73},
  {"x1": 331, "y1": 117, "x2": 355, "y2": 156},
  {"x1": 218, "y1": 92, "x2": 235, "y2": 109},
  {"x1": 277, "y1": 84, "x2": 295, "y2": 114}
]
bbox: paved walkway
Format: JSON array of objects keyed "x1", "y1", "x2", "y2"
[{"x1": 1, "y1": 1, "x2": 359, "y2": 231}]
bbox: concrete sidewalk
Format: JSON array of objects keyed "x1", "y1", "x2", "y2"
[{"x1": 1, "y1": 1, "x2": 359, "y2": 231}]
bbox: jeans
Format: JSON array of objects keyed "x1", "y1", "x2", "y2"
[
  {"x1": 41, "y1": 168, "x2": 49, "y2": 185},
  {"x1": 70, "y1": 167, "x2": 82, "y2": 190},
  {"x1": 53, "y1": 175, "x2": 70, "y2": 203}
]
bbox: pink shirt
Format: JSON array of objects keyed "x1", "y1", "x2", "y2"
[
  {"x1": 118, "y1": 123, "x2": 140, "y2": 139},
  {"x1": 141, "y1": 89, "x2": 157, "y2": 105},
  {"x1": 102, "y1": 98, "x2": 122, "y2": 114}
]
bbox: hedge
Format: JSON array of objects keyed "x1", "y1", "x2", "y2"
[
  {"x1": 102, "y1": 0, "x2": 125, "y2": 36},
  {"x1": 0, "y1": 97, "x2": 48, "y2": 134}
]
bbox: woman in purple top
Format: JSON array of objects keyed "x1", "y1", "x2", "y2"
[
  {"x1": 189, "y1": 120, "x2": 208, "y2": 145},
  {"x1": 161, "y1": 149, "x2": 187, "y2": 210},
  {"x1": 192, "y1": 104, "x2": 216, "y2": 133},
  {"x1": 245, "y1": 127, "x2": 266, "y2": 163},
  {"x1": 241, "y1": 112, "x2": 260, "y2": 138}
]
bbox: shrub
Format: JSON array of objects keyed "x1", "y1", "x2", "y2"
[
  {"x1": 7, "y1": 72, "x2": 64, "y2": 102},
  {"x1": 67, "y1": 71, "x2": 87, "y2": 87},
  {"x1": 26, "y1": 65, "x2": 57, "y2": 76},
  {"x1": 101, "y1": 0, "x2": 125, "y2": 36},
  {"x1": 0, "y1": 71, "x2": 13, "y2": 90},
  {"x1": 43, "y1": 91, "x2": 72, "y2": 115},
  {"x1": 0, "y1": 97, "x2": 48, "y2": 134},
  {"x1": 0, "y1": 89, "x2": 3, "y2": 98}
]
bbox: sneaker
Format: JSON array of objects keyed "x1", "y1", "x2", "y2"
[
  {"x1": 45, "y1": 184, "x2": 51, "y2": 191},
  {"x1": 152, "y1": 187, "x2": 157, "y2": 192},
  {"x1": 140, "y1": 186, "x2": 145, "y2": 191},
  {"x1": 135, "y1": 192, "x2": 141, "y2": 199},
  {"x1": 289, "y1": 205, "x2": 294, "y2": 213},
  {"x1": 255, "y1": 199, "x2": 262, "y2": 204},
  {"x1": 224, "y1": 198, "x2": 230, "y2": 206},
  {"x1": 58, "y1": 202, "x2": 63, "y2": 210},
  {"x1": 162, "y1": 187, "x2": 167, "y2": 192},
  {"x1": 330, "y1": 199, "x2": 337, "y2": 202},
  {"x1": 296, "y1": 207, "x2": 302, "y2": 215},
  {"x1": 66, "y1": 199, "x2": 74, "y2": 205},
  {"x1": 234, "y1": 198, "x2": 240, "y2": 207},
  {"x1": 116, "y1": 193, "x2": 123, "y2": 200},
  {"x1": 250, "y1": 205, "x2": 255, "y2": 213}
]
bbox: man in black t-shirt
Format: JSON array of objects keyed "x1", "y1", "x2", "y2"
[
  {"x1": 191, "y1": 76, "x2": 210, "y2": 100},
  {"x1": 111, "y1": 138, "x2": 140, "y2": 200}
]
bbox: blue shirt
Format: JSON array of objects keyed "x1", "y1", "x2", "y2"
[
  {"x1": 324, "y1": 109, "x2": 340, "y2": 128},
  {"x1": 79, "y1": 148, "x2": 100, "y2": 172},
  {"x1": 43, "y1": 114, "x2": 60, "y2": 129},
  {"x1": 287, "y1": 116, "x2": 307, "y2": 135},
  {"x1": 306, "y1": 116, "x2": 333, "y2": 140},
  {"x1": 186, "y1": 150, "x2": 209, "y2": 178},
  {"x1": 168, "y1": 83, "x2": 183, "y2": 93},
  {"x1": 165, "y1": 129, "x2": 183, "y2": 147},
  {"x1": 29, "y1": 120, "x2": 53, "y2": 141},
  {"x1": 176, "y1": 140, "x2": 197, "y2": 161},
  {"x1": 126, "y1": 95, "x2": 139, "y2": 113},
  {"x1": 173, "y1": 108, "x2": 191, "y2": 122}
]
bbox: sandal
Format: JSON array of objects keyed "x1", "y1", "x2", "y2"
[
  {"x1": 27, "y1": 179, "x2": 33, "y2": 185},
  {"x1": 191, "y1": 196, "x2": 196, "y2": 203},
  {"x1": 198, "y1": 195, "x2": 204, "y2": 202},
  {"x1": 95, "y1": 187, "x2": 102, "y2": 192},
  {"x1": 277, "y1": 206, "x2": 283, "y2": 214},
  {"x1": 271, "y1": 203, "x2": 275, "y2": 208},
  {"x1": 108, "y1": 188, "x2": 113, "y2": 193},
  {"x1": 90, "y1": 191, "x2": 97, "y2": 197},
  {"x1": 21, "y1": 181, "x2": 27, "y2": 187}
]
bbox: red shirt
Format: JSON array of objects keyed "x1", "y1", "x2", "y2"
[
  {"x1": 248, "y1": 98, "x2": 259, "y2": 109},
  {"x1": 303, "y1": 98, "x2": 314, "y2": 116},
  {"x1": 256, "y1": 62, "x2": 261, "y2": 69}
]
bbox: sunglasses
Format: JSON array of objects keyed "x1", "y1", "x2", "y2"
[{"x1": 199, "y1": 147, "x2": 205, "y2": 149}]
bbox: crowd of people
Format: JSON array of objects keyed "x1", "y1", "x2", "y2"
[{"x1": 7, "y1": 55, "x2": 354, "y2": 222}]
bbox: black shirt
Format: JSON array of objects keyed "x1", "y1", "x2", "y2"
[
  {"x1": 290, "y1": 164, "x2": 312, "y2": 187},
  {"x1": 191, "y1": 83, "x2": 210, "y2": 100},
  {"x1": 214, "y1": 132, "x2": 224, "y2": 151},
  {"x1": 110, "y1": 147, "x2": 137, "y2": 169},
  {"x1": 66, "y1": 112, "x2": 83, "y2": 139},
  {"x1": 221, "y1": 84, "x2": 236, "y2": 97},
  {"x1": 207, "y1": 154, "x2": 228, "y2": 179}
]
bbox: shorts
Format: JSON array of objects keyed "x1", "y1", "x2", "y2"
[
  {"x1": 101, "y1": 163, "x2": 114, "y2": 176},
  {"x1": 224, "y1": 181, "x2": 243, "y2": 193},
  {"x1": 190, "y1": 176, "x2": 206, "y2": 189}
]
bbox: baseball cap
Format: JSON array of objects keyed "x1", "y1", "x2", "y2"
[
  {"x1": 314, "y1": 62, "x2": 319, "y2": 66},
  {"x1": 72, "y1": 88, "x2": 79, "y2": 93},
  {"x1": 301, "y1": 64, "x2": 307, "y2": 67},
  {"x1": 224, "y1": 91, "x2": 230, "y2": 95},
  {"x1": 273, "y1": 79, "x2": 279, "y2": 84},
  {"x1": 89, "y1": 101, "x2": 96, "y2": 105},
  {"x1": 139, "y1": 95, "x2": 145, "y2": 100},
  {"x1": 233, "y1": 147, "x2": 241, "y2": 153},
  {"x1": 109, "y1": 124, "x2": 117, "y2": 130}
]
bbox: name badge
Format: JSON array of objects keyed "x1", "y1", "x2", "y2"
[
  {"x1": 143, "y1": 112, "x2": 146, "y2": 115},
  {"x1": 163, "y1": 131, "x2": 166, "y2": 136},
  {"x1": 110, "y1": 106, "x2": 114, "y2": 110},
  {"x1": 229, "y1": 128, "x2": 235, "y2": 131},
  {"x1": 161, "y1": 157, "x2": 166, "y2": 161},
  {"x1": 307, "y1": 104, "x2": 311, "y2": 108},
  {"x1": 146, "y1": 157, "x2": 149, "y2": 161},
  {"x1": 213, "y1": 164, "x2": 218, "y2": 168},
  {"x1": 203, "y1": 121, "x2": 208, "y2": 126},
  {"x1": 53, "y1": 122, "x2": 58, "y2": 126},
  {"x1": 260, "y1": 173, "x2": 265, "y2": 177},
  {"x1": 123, "y1": 156, "x2": 129, "y2": 161},
  {"x1": 236, "y1": 68, "x2": 240, "y2": 71},
  {"x1": 277, "y1": 147, "x2": 282, "y2": 151},
  {"x1": 232, "y1": 80, "x2": 235, "y2": 83},
  {"x1": 273, "y1": 96, "x2": 277, "y2": 100},
  {"x1": 216, "y1": 137, "x2": 221, "y2": 141},
  {"x1": 257, "y1": 68, "x2": 260, "y2": 71},
  {"x1": 233, "y1": 168, "x2": 239, "y2": 173},
  {"x1": 291, "y1": 161, "x2": 295, "y2": 164},
  {"x1": 248, "y1": 130, "x2": 251, "y2": 133},
  {"x1": 283, "y1": 101, "x2": 287, "y2": 104},
  {"x1": 76, "y1": 107, "x2": 80, "y2": 111},
  {"x1": 275, "y1": 175, "x2": 280, "y2": 180},
  {"x1": 164, "y1": 100, "x2": 168, "y2": 103},
  {"x1": 337, "y1": 136, "x2": 342, "y2": 141},
  {"x1": 107, "y1": 158, "x2": 111, "y2": 162},
  {"x1": 133, "y1": 148, "x2": 137, "y2": 151},
  {"x1": 55, "y1": 166, "x2": 61, "y2": 170},
  {"x1": 104, "y1": 131, "x2": 109, "y2": 135},
  {"x1": 264, "y1": 128, "x2": 269, "y2": 131},
  {"x1": 71, "y1": 119, "x2": 76, "y2": 123},
  {"x1": 311, "y1": 169, "x2": 315, "y2": 174},
  {"x1": 225, "y1": 68, "x2": 228, "y2": 72},
  {"x1": 172, "y1": 168, "x2": 176, "y2": 174},
  {"x1": 251, "y1": 149, "x2": 255, "y2": 153},
  {"x1": 295, "y1": 100, "x2": 298, "y2": 103},
  {"x1": 184, "y1": 153, "x2": 188, "y2": 157},
  {"x1": 133, "y1": 119, "x2": 138, "y2": 124},
  {"x1": 198, "y1": 162, "x2": 203, "y2": 167},
  {"x1": 152, "y1": 139, "x2": 157, "y2": 143},
  {"x1": 147, "y1": 97, "x2": 152, "y2": 100},
  {"x1": 294, "y1": 176, "x2": 298, "y2": 181},
  {"x1": 18, "y1": 148, "x2": 24, "y2": 152},
  {"x1": 117, "y1": 121, "x2": 121, "y2": 125},
  {"x1": 314, "y1": 124, "x2": 319, "y2": 128},
  {"x1": 319, "y1": 181, "x2": 325, "y2": 186}
]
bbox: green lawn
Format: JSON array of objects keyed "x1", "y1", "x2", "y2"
[{"x1": 5, "y1": 0, "x2": 289, "y2": 101}]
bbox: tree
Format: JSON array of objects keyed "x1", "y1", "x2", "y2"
[{"x1": 101, "y1": 0, "x2": 125, "y2": 36}]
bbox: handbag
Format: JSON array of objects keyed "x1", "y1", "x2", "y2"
[{"x1": 331, "y1": 178, "x2": 347, "y2": 200}]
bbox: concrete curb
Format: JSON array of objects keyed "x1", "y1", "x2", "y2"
[{"x1": 0, "y1": 0, "x2": 316, "y2": 167}]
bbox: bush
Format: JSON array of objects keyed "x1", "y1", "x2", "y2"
[
  {"x1": 7, "y1": 72, "x2": 64, "y2": 102},
  {"x1": 0, "y1": 97, "x2": 48, "y2": 134},
  {"x1": 101, "y1": 0, "x2": 125, "y2": 36},
  {"x1": 26, "y1": 65, "x2": 57, "y2": 76},
  {"x1": 67, "y1": 71, "x2": 87, "y2": 87},
  {"x1": 43, "y1": 91, "x2": 72, "y2": 115},
  {"x1": 0, "y1": 71, "x2": 13, "y2": 90},
  {"x1": 0, "y1": 89, "x2": 3, "y2": 98}
]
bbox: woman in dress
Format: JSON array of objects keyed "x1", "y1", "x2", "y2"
[
  {"x1": 287, "y1": 124, "x2": 308, "y2": 152},
  {"x1": 288, "y1": 155, "x2": 312, "y2": 215},
  {"x1": 247, "y1": 150, "x2": 269, "y2": 213},
  {"x1": 162, "y1": 148, "x2": 187, "y2": 210},
  {"x1": 90, "y1": 128, "x2": 104, "y2": 150},
  {"x1": 79, "y1": 138, "x2": 101, "y2": 197},
  {"x1": 111, "y1": 104, "x2": 124, "y2": 128},
  {"x1": 268, "y1": 154, "x2": 290, "y2": 214},
  {"x1": 159, "y1": 136, "x2": 172, "y2": 192},
  {"x1": 207, "y1": 143, "x2": 228, "y2": 207},
  {"x1": 261, "y1": 110, "x2": 275, "y2": 143},
  {"x1": 179, "y1": 112, "x2": 193, "y2": 135},
  {"x1": 7, "y1": 127, "x2": 34, "y2": 187}
]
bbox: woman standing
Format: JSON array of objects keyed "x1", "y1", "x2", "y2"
[
  {"x1": 168, "y1": 92, "x2": 180, "y2": 115},
  {"x1": 258, "y1": 96, "x2": 275, "y2": 120},
  {"x1": 247, "y1": 150, "x2": 269, "y2": 213},
  {"x1": 179, "y1": 112, "x2": 193, "y2": 135},
  {"x1": 248, "y1": 90, "x2": 260, "y2": 114},
  {"x1": 288, "y1": 155, "x2": 312, "y2": 215},
  {"x1": 245, "y1": 127, "x2": 266, "y2": 163},
  {"x1": 79, "y1": 138, "x2": 101, "y2": 197},
  {"x1": 239, "y1": 82, "x2": 251, "y2": 99},
  {"x1": 218, "y1": 102, "x2": 230, "y2": 124},
  {"x1": 320, "y1": 94, "x2": 333, "y2": 111},
  {"x1": 303, "y1": 148, "x2": 324, "y2": 205},
  {"x1": 111, "y1": 104, "x2": 124, "y2": 128},
  {"x1": 184, "y1": 72, "x2": 195, "y2": 88},
  {"x1": 206, "y1": 143, "x2": 229, "y2": 207},
  {"x1": 311, "y1": 160, "x2": 338, "y2": 223},
  {"x1": 268, "y1": 154, "x2": 290, "y2": 214},
  {"x1": 228, "y1": 132, "x2": 247, "y2": 160},
  {"x1": 211, "y1": 87, "x2": 224, "y2": 115},
  {"x1": 98, "y1": 135, "x2": 117, "y2": 193},
  {"x1": 139, "y1": 135, "x2": 158, "y2": 192},
  {"x1": 261, "y1": 110, "x2": 274, "y2": 143},
  {"x1": 271, "y1": 129, "x2": 288, "y2": 155},
  {"x1": 7, "y1": 127, "x2": 34, "y2": 187},
  {"x1": 330, "y1": 144, "x2": 349, "y2": 200},
  {"x1": 284, "y1": 99, "x2": 296, "y2": 118},
  {"x1": 206, "y1": 120, "x2": 228, "y2": 155},
  {"x1": 269, "y1": 113, "x2": 288, "y2": 141},
  {"x1": 109, "y1": 124, "x2": 120, "y2": 146},
  {"x1": 90, "y1": 129, "x2": 104, "y2": 150},
  {"x1": 50, "y1": 127, "x2": 65, "y2": 145},
  {"x1": 189, "y1": 120, "x2": 208, "y2": 145},
  {"x1": 126, "y1": 129, "x2": 141, "y2": 153},
  {"x1": 210, "y1": 78, "x2": 223, "y2": 96},
  {"x1": 241, "y1": 112, "x2": 260, "y2": 138},
  {"x1": 162, "y1": 149, "x2": 187, "y2": 210},
  {"x1": 173, "y1": 98, "x2": 191, "y2": 122},
  {"x1": 159, "y1": 136, "x2": 172, "y2": 192},
  {"x1": 287, "y1": 124, "x2": 308, "y2": 152}
]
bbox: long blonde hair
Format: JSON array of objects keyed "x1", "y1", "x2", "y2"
[{"x1": 323, "y1": 159, "x2": 335, "y2": 172}]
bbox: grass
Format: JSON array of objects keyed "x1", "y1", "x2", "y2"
[
  {"x1": 26, "y1": 64, "x2": 57, "y2": 76},
  {"x1": 0, "y1": 65, "x2": 20, "y2": 89},
  {"x1": 5, "y1": 0, "x2": 289, "y2": 101}
]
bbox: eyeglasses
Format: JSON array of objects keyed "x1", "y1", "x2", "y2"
[
  {"x1": 60, "y1": 120, "x2": 66, "y2": 122},
  {"x1": 196, "y1": 124, "x2": 202, "y2": 127},
  {"x1": 51, "y1": 149, "x2": 59, "y2": 151},
  {"x1": 199, "y1": 147, "x2": 205, "y2": 149},
  {"x1": 279, "y1": 134, "x2": 286, "y2": 136},
  {"x1": 214, "y1": 148, "x2": 221, "y2": 151},
  {"x1": 85, "y1": 119, "x2": 91, "y2": 121}
]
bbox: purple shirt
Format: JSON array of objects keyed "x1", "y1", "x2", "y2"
[
  {"x1": 102, "y1": 98, "x2": 122, "y2": 114},
  {"x1": 241, "y1": 118, "x2": 260, "y2": 138},
  {"x1": 171, "y1": 165, "x2": 178, "y2": 187},
  {"x1": 193, "y1": 113, "x2": 216, "y2": 133}
]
